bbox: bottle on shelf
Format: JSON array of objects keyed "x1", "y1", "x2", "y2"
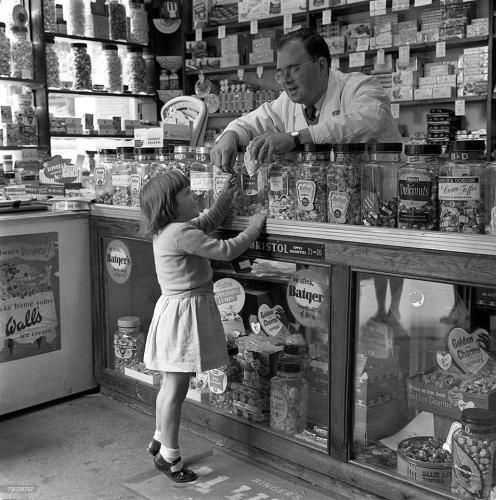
[
  {"x1": 123, "y1": 46, "x2": 146, "y2": 93},
  {"x1": 108, "y1": 0, "x2": 127, "y2": 41},
  {"x1": 143, "y1": 49, "x2": 155, "y2": 94},
  {"x1": 102, "y1": 44, "x2": 122, "y2": 93},
  {"x1": 159, "y1": 69, "x2": 169, "y2": 90},
  {"x1": 128, "y1": 0, "x2": 148, "y2": 45},
  {"x1": 95, "y1": 148, "x2": 116, "y2": 204},
  {"x1": 69, "y1": 42, "x2": 92, "y2": 90},
  {"x1": 65, "y1": 0, "x2": 85, "y2": 36},
  {"x1": 190, "y1": 146, "x2": 214, "y2": 213},
  {"x1": 43, "y1": 0, "x2": 57, "y2": 32},
  {"x1": 9, "y1": 26, "x2": 33, "y2": 79},
  {"x1": 45, "y1": 36, "x2": 60, "y2": 88},
  {"x1": 268, "y1": 152, "x2": 296, "y2": 220},
  {"x1": 0, "y1": 22, "x2": 11, "y2": 77}
]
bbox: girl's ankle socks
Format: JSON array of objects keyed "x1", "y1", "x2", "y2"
[
  {"x1": 153, "y1": 430, "x2": 162, "y2": 442},
  {"x1": 160, "y1": 447, "x2": 183, "y2": 472}
]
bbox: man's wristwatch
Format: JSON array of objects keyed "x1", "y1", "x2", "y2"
[{"x1": 290, "y1": 130, "x2": 301, "y2": 148}]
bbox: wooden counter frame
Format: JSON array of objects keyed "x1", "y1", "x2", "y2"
[{"x1": 90, "y1": 209, "x2": 496, "y2": 500}]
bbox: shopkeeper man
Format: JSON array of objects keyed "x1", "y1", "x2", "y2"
[{"x1": 210, "y1": 28, "x2": 402, "y2": 172}]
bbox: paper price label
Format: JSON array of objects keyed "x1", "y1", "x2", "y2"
[
  {"x1": 399, "y1": 46, "x2": 410, "y2": 66},
  {"x1": 331, "y1": 58, "x2": 340, "y2": 70},
  {"x1": 256, "y1": 66, "x2": 263, "y2": 78},
  {"x1": 218, "y1": 25, "x2": 226, "y2": 39},
  {"x1": 371, "y1": 0, "x2": 386, "y2": 15},
  {"x1": 356, "y1": 38, "x2": 369, "y2": 52},
  {"x1": 349, "y1": 52, "x2": 365, "y2": 68},
  {"x1": 436, "y1": 41, "x2": 446, "y2": 58},
  {"x1": 376, "y1": 48, "x2": 385, "y2": 65},
  {"x1": 237, "y1": 69, "x2": 244, "y2": 80},
  {"x1": 455, "y1": 99, "x2": 465, "y2": 116},
  {"x1": 284, "y1": 14, "x2": 292, "y2": 30},
  {"x1": 414, "y1": 0, "x2": 432, "y2": 5},
  {"x1": 392, "y1": 0, "x2": 409, "y2": 10},
  {"x1": 391, "y1": 103, "x2": 400, "y2": 119},
  {"x1": 370, "y1": 0, "x2": 376, "y2": 15},
  {"x1": 250, "y1": 20, "x2": 258, "y2": 34},
  {"x1": 322, "y1": 10, "x2": 332, "y2": 25},
  {"x1": 195, "y1": 28, "x2": 202, "y2": 41}
]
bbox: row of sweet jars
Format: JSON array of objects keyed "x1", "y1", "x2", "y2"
[{"x1": 0, "y1": 23, "x2": 33, "y2": 79}]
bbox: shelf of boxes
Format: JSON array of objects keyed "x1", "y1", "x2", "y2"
[
  {"x1": 391, "y1": 95, "x2": 487, "y2": 107},
  {"x1": 48, "y1": 89, "x2": 157, "y2": 99},
  {"x1": 186, "y1": 63, "x2": 277, "y2": 76},
  {"x1": 43, "y1": 32, "x2": 148, "y2": 48}
]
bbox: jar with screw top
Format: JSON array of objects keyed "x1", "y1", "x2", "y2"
[
  {"x1": 451, "y1": 408, "x2": 496, "y2": 499},
  {"x1": 128, "y1": 0, "x2": 148, "y2": 45},
  {"x1": 213, "y1": 146, "x2": 242, "y2": 216},
  {"x1": 295, "y1": 144, "x2": 329, "y2": 222},
  {"x1": 143, "y1": 50, "x2": 155, "y2": 94},
  {"x1": 10, "y1": 26, "x2": 32, "y2": 79},
  {"x1": 102, "y1": 44, "x2": 122, "y2": 92},
  {"x1": 66, "y1": 0, "x2": 85, "y2": 35},
  {"x1": 69, "y1": 43, "x2": 92, "y2": 90},
  {"x1": 123, "y1": 46, "x2": 146, "y2": 93},
  {"x1": 270, "y1": 356, "x2": 308, "y2": 435},
  {"x1": 130, "y1": 151, "x2": 150, "y2": 208},
  {"x1": 190, "y1": 146, "x2": 214, "y2": 212},
  {"x1": 169, "y1": 145, "x2": 195, "y2": 177},
  {"x1": 0, "y1": 23, "x2": 11, "y2": 77},
  {"x1": 238, "y1": 159, "x2": 267, "y2": 216},
  {"x1": 327, "y1": 143, "x2": 366, "y2": 225},
  {"x1": 112, "y1": 146, "x2": 134, "y2": 206},
  {"x1": 113, "y1": 316, "x2": 146, "y2": 372},
  {"x1": 485, "y1": 160, "x2": 496, "y2": 234},
  {"x1": 3, "y1": 155, "x2": 14, "y2": 184},
  {"x1": 108, "y1": 0, "x2": 127, "y2": 40},
  {"x1": 398, "y1": 143, "x2": 441, "y2": 230},
  {"x1": 361, "y1": 143, "x2": 404, "y2": 227},
  {"x1": 95, "y1": 148, "x2": 116, "y2": 204},
  {"x1": 268, "y1": 151, "x2": 296, "y2": 220},
  {"x1": 208, "y1": 345, "x2": 243, "y2": 413},
  {"x1": 150, "y1": 146, "x2": 173, "y2": 177},
  {"x1": 43, "y1": 0, "x2": 57, "y2": 31},
  {"x1": 45, "y1": 36, "x2": 60, "y2": 88},
  {"x1": 439, "y1": 140, "x2": 486, "y2": 233}
]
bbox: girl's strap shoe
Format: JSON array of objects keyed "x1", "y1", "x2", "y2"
[
  {"x1": 148, "y1": 439, "x2": 161, "y2": 456},
  {"x1": 154, "y1": 454, "x2": 197, "y2": 483}
]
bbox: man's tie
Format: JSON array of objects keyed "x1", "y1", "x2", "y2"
[{"x1": 304, "y1": 105, "x2": 318, "y2": 125}]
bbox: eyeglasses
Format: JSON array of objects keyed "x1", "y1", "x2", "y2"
[{"x1": 274, "y1": 59, "x2": 316, "y2": 84}]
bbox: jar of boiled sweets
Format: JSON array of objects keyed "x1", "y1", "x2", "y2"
[
  {"x1": 10, "y1": 26, "x2": 33, "y2": 79},
  {"x1": 270, "y1": 358, "x2": 308, "y2": 435},
  {"x1": 113, "y1": 316, "x2": 146, "y2": 372},
  {"x1": 361, "y1": 143, "x2": 404, "y2": 227},
  {"x1": 102, "y1": 44, "x2": 122, "y2": 93},
  {"x1": 45, "y1": 36, "x2": 60, "y2": 88},
  {"x1": 239, "y1": 159, "x2": 267, "y2": 216},
  {"x1": 212, "y1": 147, "x2": 242, "y2": 216},
  {"x1": 111, "y1": 147, "x2": 134, "y2": 206},
  {"x1": 451, "y1": 408, "x2": 496, "y2": 499},
  {"x1": 398, "y1": 143, "x2": 442, "y2": 230},
  {"x1": 95, "y1": 148, "x2": 116, "y2": 204},
  {"x1": 295, "y1": 144, "x2": 329, "y2": 222},
  {"x1": 327, "y1": 143, "x2": 366, "y2": 225},
  {"x1": 170, "y1": 145, "x2": 195, "y2": 177},
  {"x1": 124, "y1": 47, "x2": 146, "y2": 94},
  {"x1": 485, "y1": 160, "x2": 496, "y2": 234},
  {"x1": 268, "y1": 151, "x2": 296, "y2": 220},
  {"x1": 109, "y1": 0, "x2": 127, "y2": 40},
  {"x1": 150, "y1": 146, "x2": 173, "y2": 177},
  {"x1": 43, "y1": 0, "x2": 57, "y2": 32},
  {"x1": 0, "y1": 23, "x2": 10, "y2": 77},
  {"x1": 208, "y1": 345, "x2": 243, "y2": 413},
  {"x1": 128, "y1": 0, "x2": 148, "y2": 45},
  {"x1": 190, "y1": 146, "x2": 213, "y2": 213},
  {"x1": 69, "y1": 43, "x2": 92, "y2": 90},
  {"x1": 66, "y1": 0, "x2": 85, "y2": 35},
  {"x1": 439, "y1": 140, "x2": 486, "y2": 233}
]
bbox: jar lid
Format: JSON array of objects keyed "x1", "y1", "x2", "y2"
[
  {"x1": 98, "y1": 148, "x2": 117, "y2": 155},
  {"x1": 303, "y1": 144, "x2": 331, "y2": 153},
  {"x1": 85, "y1": 150, "x2": 97, "y2": 155},
  {"x1": 174, "y1": 145, "x2": 195, "y2": 153},
  {"x1": 127, "y1": 46, "x2": 144, "y2": 53},
  {"x1": 369, "y1": 142, "x2": 403, "y2": 153},
  {"x1": 103, "y1": 43, "x2": 118, "y2": 51},
  {"x1": 449, "y1": 140, "x2": 485, "y2": 152},
  {"x1": 227, "y1": 345, "x2": 239, "y2": 356},
  {"x1": 11, "y1": 26, "x2": 28, "y2": 33},
  {"x1": 118, "y1": 316, "x2": 141, "y2": 328},
  {"x1": 116, "y1": 146, "x2": 135, "y2": 154},
  {"x1": 333, "y1": 143, "x2": 366, "y2": 153},
  {"x1": 461, "y1": 408, "x2": 496, "y2": 427},
  {"x1": 277, "y1": 361, "x2": 302, "y2": 373},
  {"x1": 71, "y1": 42, "x2": 88, "y2": 48},
  {"x1": 405, "y1": 144, "x2": 442, "y2": 155},
  {"x1": 154, "y1": 146, "x2": 174, "y2": 155},
  {"x1": 195, "y1": 146, "x2": 211, "y2": 154}
]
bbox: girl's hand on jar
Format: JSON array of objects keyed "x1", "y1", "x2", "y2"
[{"x1": 222, "y1": 174, "x2": 239, "y2": 198}]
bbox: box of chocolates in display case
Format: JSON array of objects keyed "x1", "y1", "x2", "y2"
[{"x1": 407, "y1": 327, "x2": 496, "y2": 420}]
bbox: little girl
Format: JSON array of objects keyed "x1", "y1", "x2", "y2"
[{"x1": 139, "y1": 169, "x2": 266, "y2": 483}]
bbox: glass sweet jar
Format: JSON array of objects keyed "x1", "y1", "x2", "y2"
[
  {"x1": 0, "y1": 22, "x2": 11, "y2": 77},
  {"x1": 113, "y1": 316, "x2": 146, "y2": 372},
  {"x1": 270, "y1": 357, "x2": 308, "y2": 435},
  {"x1": 451, "y1": 408, "x2": 496, "y2": 499},
  {"x1": 128, "y1": 0, "x2": 148, "y2": 45},
  {"x1": 439, "y1": 140, "x2": 486, "y2": 233},
  {"x1": 45, "y1": 36, "x2": 60, "y2": 88},
  {"x1": 361, "y1": 142, "x2": 404, "y2": 227},
  {"x1": 190, "y1": 146, "x2": 214, "y2": 213},
  {"x1": 327, "y1": 143, "x2": 366, "y2": 225},
  {"x1": 398, "y1": 143, "x2": 442, "y2": 230},
  {"x1": 295, "y1": 144, "x2": 329, "y2": 222},
  {"x1": 10, "y1": 26, "x2": 32, "y2": 79},
  {"x1": 208, "y1": 345, "x2": 243, "y2": 413},
  {"x1": 267, "y1": 151, "x2": 297, "y2": 220},
  {"x1": 69, "y1": 43, "x2": 92, "y2": 90},
  {"x1": 123, "y1": 47, "x2": 146, "y2": 94},
  {"x1": 102, "y1": 44, "x2": 122, "y2": 93},
  {"x1": 108, "y1": 0, "x2": 127, "y2": 41}
]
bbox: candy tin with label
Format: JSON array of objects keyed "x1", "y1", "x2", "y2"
[{"x1": 397, "y1": 436, "x2": 452, "y2": 488}]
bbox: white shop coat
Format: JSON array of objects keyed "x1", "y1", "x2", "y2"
[{"x1": 223, "y1": 69, "x2": 402, "y2": 145}]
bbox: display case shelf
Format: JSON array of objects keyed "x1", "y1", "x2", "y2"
[
  {"x1": 208, "y1": 112, "x2": 243, "y2": 119},
  {"x1": 393, "y1": 95, "x2": 487, "y2": 106},
  {"x1": 50, "y1": 133, "x2": 132, "y2": 139},
  {"x1": 43, "y1": 32, "x2": 148, "y2": 48},
  {"x1": 186, "y1": 63, "x2": 276, "y2": 76},
  {"x1": 0, "y1": 76, "x2": 43, "y2": 87},
  {"x1": 48, "y1": 89, "x2": 157, "y2": 99},
  {"x1": 0, "y1": 145, "x2": 48, "y2": 150}
]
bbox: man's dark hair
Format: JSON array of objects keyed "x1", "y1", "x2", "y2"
[{"x1": 277, "y1": 28, "x2": 331, "y2": 68}]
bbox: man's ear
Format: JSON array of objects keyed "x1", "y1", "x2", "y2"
[{"x1": 319, "y1": 56, "x2": 328, "y2": 73}]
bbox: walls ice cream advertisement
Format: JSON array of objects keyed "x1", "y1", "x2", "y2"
[{"x1": 0, "y1": 233, "x2": 60, "y2": 363}]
